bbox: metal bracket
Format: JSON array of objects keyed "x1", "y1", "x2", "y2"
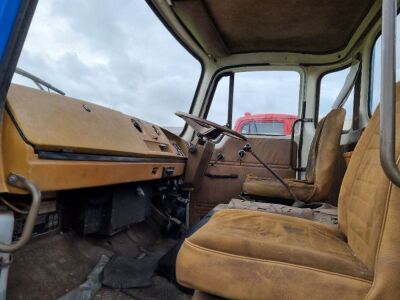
[
  {"x1": 290, "y1": 118, "x2": 313, "y2": 172},
  {"x1": 0, "y1": 254, "x2": 13, "y2": 267},
  {"x1": 0, "y1": 173, "x2": 42, "y2": 252},
  {"x1": 7, "y1": 173, "x2": 28, "y2": 189}
]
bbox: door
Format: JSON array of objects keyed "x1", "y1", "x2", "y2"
[{"x1": 189, "y1": 70, "x2": 302, "y2": 223}]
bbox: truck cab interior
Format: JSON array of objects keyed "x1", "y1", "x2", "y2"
[{"x1": 0, "y1": 0, "x2": 399, "y2": 299}]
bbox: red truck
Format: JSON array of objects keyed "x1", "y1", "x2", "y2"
[{"x1": 234, "y1": 113, "x2": 297, "y2": 136}]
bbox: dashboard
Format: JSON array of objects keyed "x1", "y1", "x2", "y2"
[{"x1": 0, "y1": 84, "x2": 188, "y2": 194}]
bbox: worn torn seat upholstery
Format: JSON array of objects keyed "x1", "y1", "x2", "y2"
[
  {"x1": 176, "y1": 83, "x2": 400, "y2": 299},
  {"x1": 242, "y1": 108, "x2": 345, "y2": 203},
  {"x1": 227, "y1": 198, "x2": 338, "y2": 226}
]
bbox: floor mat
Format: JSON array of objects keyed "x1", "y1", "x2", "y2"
[
  {"x1": 101, "y1": 255, "x2": 159, "y2": 289},
  {"x1": 8, "y1": 220, "x2": 188, "y2": 300},
  {"x1": 96, "y1": 276, "x2": 191, "y2": 300},
  {"x1": 58, "y1": 255, "x2": 110, "y2": 300}
]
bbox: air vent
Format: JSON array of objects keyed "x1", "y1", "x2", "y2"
[
  {"x1": 152, "y1": 125, "x2": 160, "y2": 135},
  {"x1": 131, "y1": 119, "x2": 142, "y2": 133},
  {"x1": 159, "y1": 143, "x2": 169, "y2": 151}
]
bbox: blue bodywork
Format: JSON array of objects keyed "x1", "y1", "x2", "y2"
[{"x1": 0, "y1": 0, "x2": 21, "y2": 61}]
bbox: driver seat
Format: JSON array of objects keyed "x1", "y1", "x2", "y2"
[{"x1": 242, "y1": 107, "x2": 345, "y2": 203}]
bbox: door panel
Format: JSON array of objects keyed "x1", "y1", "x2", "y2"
[{"x1": 190, "y1": 136, "x2": 296, "y2": 223}]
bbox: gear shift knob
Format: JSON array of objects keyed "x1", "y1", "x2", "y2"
[{"x1": 243, "y1": 144, "x2": 252, "y2": 152}]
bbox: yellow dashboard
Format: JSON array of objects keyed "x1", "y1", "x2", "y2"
[{"x1": 0, "y1": 84, "x2": 187, "y2": 194}]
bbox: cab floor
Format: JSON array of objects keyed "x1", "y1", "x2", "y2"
[{"x1": 7, "y1": 220, "x2": 188, "y2": 300}]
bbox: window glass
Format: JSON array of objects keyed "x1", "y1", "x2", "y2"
[
  {"x1": 207, "y1": 71, "x2": 300, "y2": 136},
  {"x1": 370, "y1": 37, "x2": 382, "y2": 114},
  {"x1": 319, "y1": 67, "x2": 355, "y2": 131},
  {"x1": 370, "y1": 15, "x2": 400, "y2": 114},
  {"x1": 11, "y1": 0, "x2": 201, "y2": 128},
  {"x1": 241, "y1": 121, "x2": 285, "y2": 135},
  {"x1": 241, "y1": 123, "x2": 250, "y2": 134},
  {"x1": 232, "y1": 71, "x2": 300, "y2": 135},
  {"x1": 207, "y1": 76, "x2": 229, "y2": 125}
]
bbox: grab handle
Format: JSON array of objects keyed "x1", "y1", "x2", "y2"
[
  {"x1": 380, "y1": 0, "x2": 400, "y2": 187},
  {"x1": 0, "y1": 174, "x2": 41, "y2": 252}
]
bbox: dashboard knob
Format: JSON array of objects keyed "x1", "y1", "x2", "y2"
[
  {"x1": 189, "y1": 144, "x2": 197, "y2": 153},
  {"x1": 243, "y1": 144, "x2": 252, "y2": 152}
]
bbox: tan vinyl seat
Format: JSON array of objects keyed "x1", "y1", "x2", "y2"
[
  {"x1": 242, "y1": 108, "x2": 345, "y2": 203},
  {"x1": 176, "y1": 83, "x2": 400, "y2": 299}
]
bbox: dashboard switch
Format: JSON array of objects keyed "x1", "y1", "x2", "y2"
[{"x1": 163, "y1": 167, "x2": 175, "y2": 178}]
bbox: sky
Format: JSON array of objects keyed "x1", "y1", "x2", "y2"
[
  {"x1": 12, "y1": 0, "x2": 201, "y2": 127},
  {"x1": 207, "y1": 71, "x2": 301, "y2": 127},
  {"x1": 11, "y1": 1, "x2": 400, "y2": 128}
]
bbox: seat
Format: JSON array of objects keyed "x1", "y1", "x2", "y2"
[
  {"x1": 176, "y1": 83, "x2": 400, "y2": 299},
  {"x1": 178, "y1": 210, "x2": 372, "y2": 299},
  {"x1": 242, "y1": 107, "x2": 345, "y2": 203}
]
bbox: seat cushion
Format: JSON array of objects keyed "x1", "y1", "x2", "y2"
[
  {"x1": 242, "y1": 175, "x2": 317, "y2": 202},
  {"x1": 176, "y1": 209, "x2": 372, "y2": 300},
  {"x1": 227, "y1": 198, "x2": 339, "y2": 227}
]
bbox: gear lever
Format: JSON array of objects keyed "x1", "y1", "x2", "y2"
[{"x1": 243, "y1": 143, "x2": 304, "y2": 207}]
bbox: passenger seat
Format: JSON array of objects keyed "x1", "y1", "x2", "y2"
[{"x1": 242, "y1": 107, "x2": 345, "y2": 203}]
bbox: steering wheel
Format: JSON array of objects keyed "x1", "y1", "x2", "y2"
[{"x1": 175, "y1": 112, "x2": 247, "y2": 141}]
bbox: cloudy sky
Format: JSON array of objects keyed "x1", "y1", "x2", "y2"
[
  {"x1": 12, "y1": 0, "x2": 201, "y2": 127},
  {"x1": 11, "y1": 1, "x2": 400, "y2": 128}
]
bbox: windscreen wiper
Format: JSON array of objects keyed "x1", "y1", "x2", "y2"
[{"x1": 14, "y1": 67, "x2": 65, "y2": 96}]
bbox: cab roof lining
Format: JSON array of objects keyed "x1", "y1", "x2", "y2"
[{"x1": 172, "y1": 0, "x2": 376, "y2": 58}]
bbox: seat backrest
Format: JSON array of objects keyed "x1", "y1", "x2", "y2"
[
  {"x1": 338, "y1": 83, "x2": 400, "y2": 298},
  {"x1": 305, "y1": 108, "x2": 345, "y2": 200}
]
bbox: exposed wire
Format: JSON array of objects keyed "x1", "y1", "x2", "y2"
[{"x1": 0, "y1": 196, "x2": 29, "y2": 214}]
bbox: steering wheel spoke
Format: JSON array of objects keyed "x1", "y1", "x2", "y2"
[{"x1": 175, "y1": 112, "x2": 247, "y2": 141}]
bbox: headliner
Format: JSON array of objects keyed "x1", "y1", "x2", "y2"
[{"x1": 172, "y1": 0, "x2": 376, "y2": 57}]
